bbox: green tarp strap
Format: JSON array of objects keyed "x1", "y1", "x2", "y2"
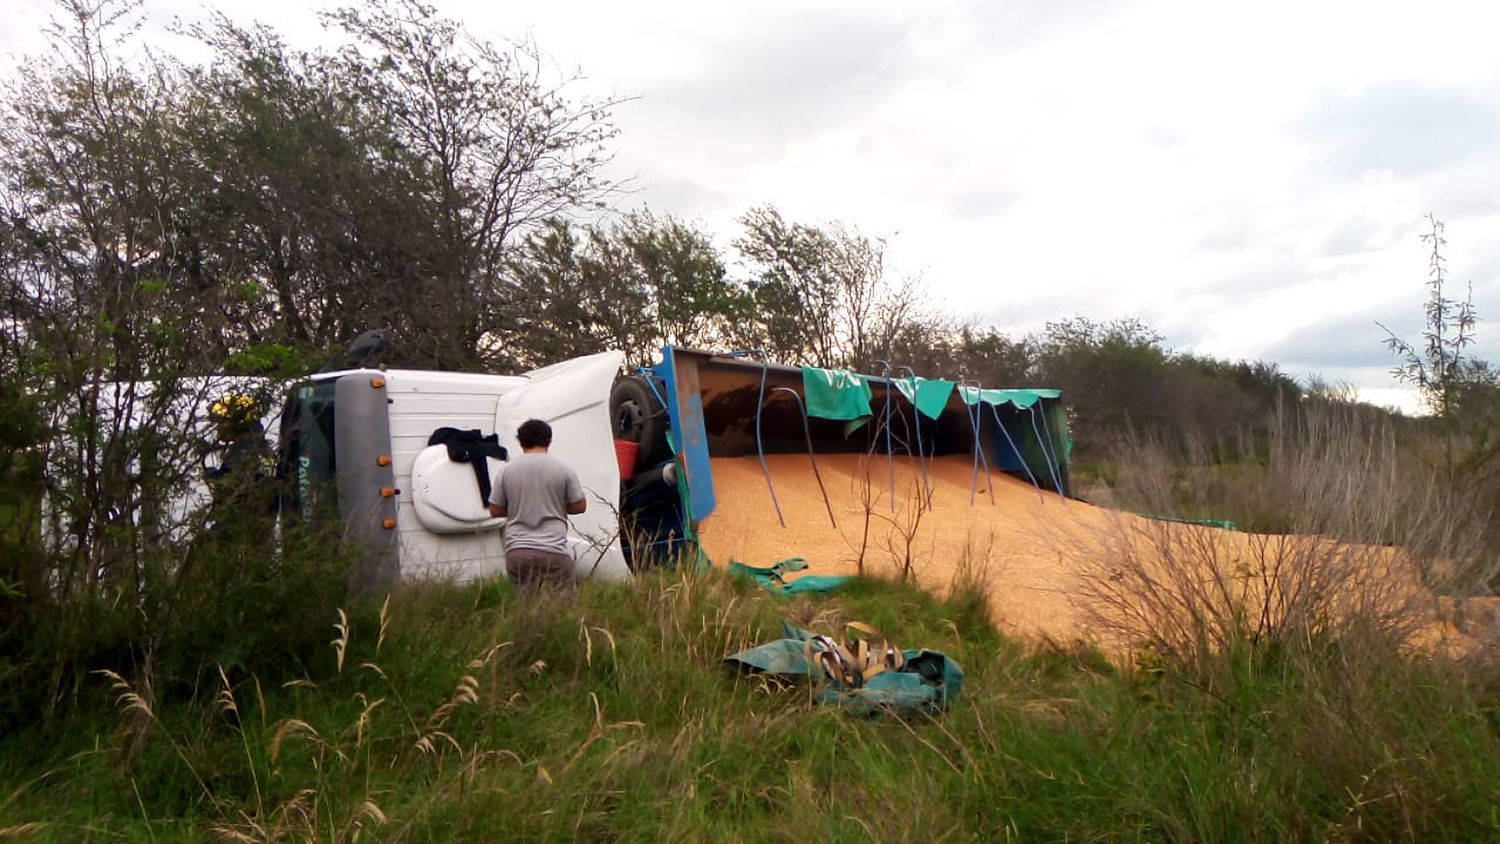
[
  {"x1": 724, "y1": 621, "x2": 964, "y2": 715},
  {"x1": 957, "y1": 385, "x2": 1061, "y2": 409},
  {"x1": 893, "y1": 376, "x2": 956, "y2": 420},
  {"x1": 801, "y1": 366, "x2": 873, "y2": 422},
  {"x1": 728, "y1": 557, "x2": 851, "y2": 594}
]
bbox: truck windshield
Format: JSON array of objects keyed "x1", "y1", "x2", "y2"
[{"x1": 276, "y1": 381, "x2": 338, "y2": 523}]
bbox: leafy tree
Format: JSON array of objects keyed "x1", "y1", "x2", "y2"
[
  {"x1": 177, "y1": 17, "x2": 418, "y2": 355},
  {"x1": 0, "y1": 0, "x2": 278, "y2": 727},
  {"x1": 169, "y1": 0, "x2": 622, "y2": 368},
  {"x1": 325, "y1": 0, "x2": 620, "y2": 367},
  {"x1": 0, "y1": 0, "x2": 621, "y2": 726},
  {"x1": 1029, "y1": 317, "x2": 1171, "y2": 450},
  {"x1": 735, "y1": 205, "x2": 930, "y2": 371},
  {"x1": 500, "y1": 218, "x2": 641, "y2": 367},
  {"x1": 616, "y1": 211, "x2": 758, "y2": 355},
  {"x1": 954, "y1": 327, "x2": 1032, "y2": 386},
  {"x1": 501, "y1": 212, "x2": 752, "y2": 368}
]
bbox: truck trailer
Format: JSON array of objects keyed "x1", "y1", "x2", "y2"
[{"x1": 275, "y1": 346, "x2": 1072, "y2": 592}]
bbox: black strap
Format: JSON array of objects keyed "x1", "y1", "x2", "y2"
[{"x1": 426, "y1": 427, "x2": 509, "y2": 505}]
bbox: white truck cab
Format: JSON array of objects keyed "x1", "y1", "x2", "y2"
[{"x1": 281, "y1": 351, "x2": 633, "y2": 591}]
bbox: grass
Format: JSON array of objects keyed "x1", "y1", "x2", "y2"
[{"x1": 3, "y1": 564, "x2": 1499, "y2": 843}]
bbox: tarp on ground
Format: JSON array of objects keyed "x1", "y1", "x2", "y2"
[
  {"x1": 728, "y1": 557, "x2": 850, "y2": 594},
  {"x1": 724, "y1": 621, "x2": 964, "y2": 715}
]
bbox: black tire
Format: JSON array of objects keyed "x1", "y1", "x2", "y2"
[{"x1": 609, "y1": 376, "x2": 671, "y2": 471}]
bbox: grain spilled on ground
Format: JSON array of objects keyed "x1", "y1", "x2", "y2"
[{"x1": 697, "y1": 453, "x2": 1449, "y2": 647}]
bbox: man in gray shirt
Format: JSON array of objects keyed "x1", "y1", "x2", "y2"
[{"x1": 487, "y1": 419, "x2": 587, "y2": 592}]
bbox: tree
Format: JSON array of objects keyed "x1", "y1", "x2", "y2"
[
  {"x1": 325, "y1": 0, "x2": 620, "y2": 367},
  {"x1": 1029, "y1": 317, "x2": 1171, "y2": 449},
  {"x1": 735, "y1": 205, "x2": 931, "y2": 371},
  {"x1": 0, "y1": 0, "x2": 291, "y2": 729},
  {"x1": 1379, "y1": 214, "x2": 1500, "y2": 487},
  {"x1": 500, "y1": 211, "x2": 753, "y2": 368},
  {"x1": 0, "y1": 0, "x2": 622, "y2": 726},
  {"x1": 1380, "y1": 214, "x2": 1488, "y2": 420},
  {"x1": 616, "y1": 211, "x2": 757, "y2": 355},
  {"x1": 500, "y1": 218, "x2": 640, "y2": 367},
  {"x1": 176, "y1": 16, "x2": 418, "y2": 357},
  {"x1": 166, "y1": 0, "x2": 622, "y2": 368}
]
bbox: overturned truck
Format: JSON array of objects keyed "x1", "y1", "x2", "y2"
[{"x1": 281, "y1": 347, "x2": 1071, "y2": 590}]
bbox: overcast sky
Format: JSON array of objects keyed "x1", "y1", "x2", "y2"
[{"x1": 6, "y1": 0, "x2": 1500, "y2": 413}]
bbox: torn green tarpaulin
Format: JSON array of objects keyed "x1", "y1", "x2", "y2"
[
  {"x1": 724, "y1": 621, "x2": 964, "y2": 715},
  {"x1": 801, "y1": 366, "x2": 873, "y2": 422},
  {"x1": 893, "y1": 376, "x2": 956, "y2": 420},
  {"x1": 1138, "y1": 513, "x2": 1239, "y2": 531},
  {"x1": 728, "y1": 557, "x2": 851, "y2": 594},
  {"x1": 957, "y1": 385, "x2": 1061, "y2": 409}
]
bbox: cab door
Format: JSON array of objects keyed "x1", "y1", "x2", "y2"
[{"x1": 494, "y1": 351, "x2": 629, "y2": 580}]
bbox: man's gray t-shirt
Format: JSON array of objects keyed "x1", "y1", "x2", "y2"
[{"x1": 489, "y1": 453, "x2": 584, "y2": 555}]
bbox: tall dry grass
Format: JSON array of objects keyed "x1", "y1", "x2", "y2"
[
  {"x1": 1101, "y1": 400, "x2": 1494, "y2": 590},
  {"x1": 1071, "y1": 400, "x2": 1494, "y2": 672},
  {"x1": 1058, "y1": 401, "x2": 1500, "y2": 838}
]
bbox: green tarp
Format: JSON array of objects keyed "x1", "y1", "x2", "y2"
[
  {"x1": 957, "y1": 385, "x2": 1061, "y2": 409},
  {"x1": 801, "y1": 366, "x2": 873, "y2": 421},
  {"x1": 893, "y1": 376, "x2": 956, "y2": 420},
  {"x1": 1139, "y1": 514, "x2": 1239, "y2": 531},
  {"x1": 724, "y1": 621, "x2": 964, "y2": 715},
  {"x1": 957, "y1": 385, "x2": 1075, "y2": 474},
  {"x1": 728, "y1": 557, "x2": 851, "y2": 594}
]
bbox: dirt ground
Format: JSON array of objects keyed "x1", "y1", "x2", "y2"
[{"x1": 697, "y1": 453, "x2": 1481, "y2": 649}]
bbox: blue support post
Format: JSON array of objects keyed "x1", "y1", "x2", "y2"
[
  {"x1": 988, "y1": 401, "x2": 1045, "y2": 503},
  {"x1": 874, "y1": 360, "x2": 894, "y2": 511},
  {"x1": 1028, "y1": 405, "x2": 1065, "y2": 500},
  {"x1": 896, "y1": 366, "x2": 932, "y2": 502},
  {"x1": 1034, "y1": 400, "x2": 1068, "y2": 499},
  {"x1": 768, "y1": 386, "x2": 838, "y2": 529},
  {"x1": 960, "y1": 379, "x2": 996, "y2": 507}
]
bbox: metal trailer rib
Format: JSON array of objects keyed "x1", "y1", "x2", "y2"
[
  {"x1": 1035, "y1": 400, "x2": 1067, "y2": 499},
  {"x1": 874, "y1": 360, "x2": 895, "y2": 512},
  {"x1": 1027, "y1": 405, "x2": 1066, "y2": 500},
  {"x1": 960, "y1": 379, "x2": 996, "y2": 507},
  {"x1": 737, "y1": 349, "x2": 785, "y2": 528},
  {"x1": 988, "y1": 401, "x2": 1046, "y2": 504},
  {"x1": 896, "y1": 366, "x2": 933, "y2": 504},
  {"x1": 767, "y1": 386, "x2": 839, "y2": 529}
]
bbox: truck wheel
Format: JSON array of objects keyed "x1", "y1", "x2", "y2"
[{"x1": 610, "y1": 377, "x2": 671, "y2": 471}]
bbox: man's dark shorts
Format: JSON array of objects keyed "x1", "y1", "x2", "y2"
[{"x1": 505, "y1": 548, "x2": 575, "y2": 594}]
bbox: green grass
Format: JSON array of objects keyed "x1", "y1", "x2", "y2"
[{"x1": 3, "y1": 568, "x2": 1499, "y2": 842}]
